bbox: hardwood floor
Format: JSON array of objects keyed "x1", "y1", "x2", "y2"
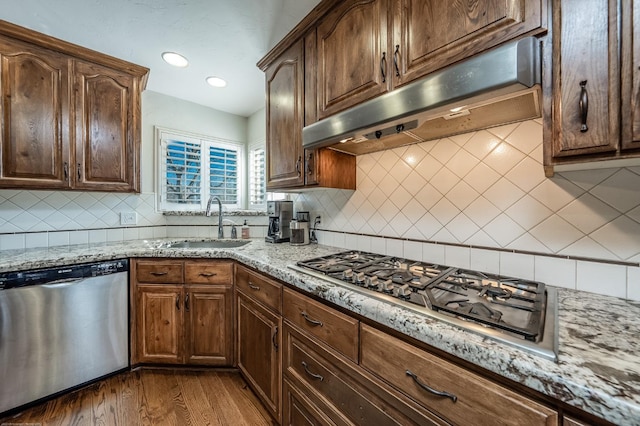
[{"x1": 0, "y1": 369, "x2": 275, "y2": 426}]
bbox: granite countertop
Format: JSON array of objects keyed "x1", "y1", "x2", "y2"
[{"x1": 0, "y1": 238, "x2": 638, "y2": 425}]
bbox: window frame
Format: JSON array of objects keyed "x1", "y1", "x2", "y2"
[
  {"x1": 155, "y1": 126, "x2": 245, "y2": 212},
  {"x1": 248, "y1": 141, "x2": 266, "y2": 210}
]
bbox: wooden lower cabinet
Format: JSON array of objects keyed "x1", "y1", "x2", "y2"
[
  {"x1": 237, "y1": 292, "x2": 282, "y2": 422},
  {"x1": 132, "y1": 259, "x2": 234, "y2": 366},
  {"x1": 360, "y1": 323, "x2": 558, "y2": 426},
  {"x1": 282, "y1": 377, "x2": 336, "y2": 426}
]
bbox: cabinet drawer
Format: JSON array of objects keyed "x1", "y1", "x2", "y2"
[
  {"x1": 360, "y1": 324, "x2": 558, "y2": 426},
  {"x1": 236, "y1": 265, "x2": 282, "y2": 313},
  {"x1": 185, "y1": 261, "x2": 233, "y2": 285},
  {"x1": 136, "y1": 260, "x2": 183, "y2": 283},
  {"x1": 284, "y1": 324, "x2": 447, "y2": 426},
  {"x1": 283, "y1": 287, "x2": 358, "y2": 363}
]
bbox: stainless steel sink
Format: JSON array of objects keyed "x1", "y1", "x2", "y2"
[{"x1": 168, "y1": 240, "x2": 250, "y2": 249}]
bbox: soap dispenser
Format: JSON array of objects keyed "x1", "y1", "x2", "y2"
[{"x1": 241, "y1": 220, "x2": 250, "y2": 239}]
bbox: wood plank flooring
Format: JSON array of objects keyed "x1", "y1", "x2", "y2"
[{"x1": 0, "y1": 369, "x2": 275, "y2": 426}]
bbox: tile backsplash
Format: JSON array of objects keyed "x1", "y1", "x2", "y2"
[{"x1": 292, "y1": 119, "x2": 640, "y2": 300}]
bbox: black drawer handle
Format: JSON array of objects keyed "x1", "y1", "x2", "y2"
[
  {"x1": 248, "y1": 282, "x2": 260, "y2": 291},
  {"x1": 393, "y1": 44, "x2": 400, "y2": 77},
  {"x1": 199, "y1": 272, "x2": 217, "y2": 277},
  {"x1": 380, "y1": 51, "x2": 387, "y2": 83},
  {"x1": 579, "y1": 80, "x2": 589, "y2": 132},
  {"x1": 272, "y1": 326, "x2": 279, "y2": 352},
  {"x1": 302, "y1": 361, "x2": 324, "y2": 381},
  {"x1": 406, "y1": 370, "x2": 457, "y2": 403},
  {"x1": 151, "y1": 271, "x2": 168, "y2": 276},
  {"x1": 176, "y1": 294, "x2": 180, "y2": 311},
  {"x1": 301, "y1": 311, "x2": 323, "y2": 327},
  {"x1": 185, "y1": 292, "x2": 190, "y2": 311}
]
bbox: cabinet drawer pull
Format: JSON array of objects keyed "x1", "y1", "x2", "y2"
[
  {"x1": 77, "y1": 162, "x2": 82, "y2": 180},
  {"x1": 393, "y1": 44, "x2": 400, "y2": 77},
  {"x1": 272, "y1": 326, "x2": 279, "y2": 352},
  {"x1": 406, "y1": 370, "x2": 457, "y2": 403},
  {"x1": 63, "y1": 162, "x2": 69, "y2": 181},
  {"x1": 199, "y1": 272, "x2": 217, "y2": 277},
  {"x1": 150, "y1": 271, "x2": 168, "y2": 276},
  {"x1": 176, "y1": 294, "x2": 180, "y2": 311},
  {"x1": 380, "y1": 51, "x2": 387, "y2": 83},
  {"x1": 295, "y1": 156, "x2": 302, "y2": 176},
  {"x1": 185, "y1": 292, "x2": 190, "y2": 311},
  {"x1": 579, "y1": 80, "x2": 589, "y2": 132},
  {"x1": 301, "y1": 311, "x2": 323, "y2": 327},
  {"x1": 248, "y1": 282, "x2": 260, "y2": 291},
  {"x1": 301, "y1": 361, "x2": 324, "y2": 381},
  {"x1": 306, "y1": 152, "x2": 314, "y2": 176}
]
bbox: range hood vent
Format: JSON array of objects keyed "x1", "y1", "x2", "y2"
[{"x1": 303, "y1": 37, "x2": 541, "y2": 156}]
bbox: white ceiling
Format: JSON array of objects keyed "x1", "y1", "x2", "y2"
[{"x1": 1, "y1": 0, "x2": 321, "y2": 117}]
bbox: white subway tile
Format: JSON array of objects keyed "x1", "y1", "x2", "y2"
[
  {"x1": 69, "y1": 230, "x2": 89, "y2": 246},
  {"x1": 123, "y1": 227, "x2": 140, "y2": 241},
  {"x1": 153, "y1": 227, "x2": 167, "y2": 238},
  {"x1": 386, "y1": 239, "x2": 403, "y2": 257},
  {"x1": 500, "y1": 252, "x2": 534, "y2": 280},
  {"x1": 534, "y1": 256, "x2": 576, "y2": 289},
  {"x1": 445, "y1": 245, "x2": 470, "y2": 269},
  {"x1": 345, "y1": 234, "x2": 358, "y2": 250},
  {"x1": 370, "y1": 236, "x2": 386, "y2": 254},
  {"x1": 403, "y1": 240, "x2": 422, "y2": 261},
  {"x1": 422, "y1": 243, "x2": 445, "y2": 264},
  {"x1": 470, "y1": 248, "x2": 500, "y2": 274},
  {"x1": 107, "y1": 228, "x2": 124, "y2": 242},
  {"x1": 576, "y1": 261, "x2": 627, "y2": 299},
  {"x1": 48, "y1": 232, "x2": 70, "y2": 247},
  {"x1": 333, "y1": 232, "x2": 346, "y2": 249},
  {"x1": 357, "y1": 235, "x2": 372, "y2": 252},
  {"x1": 627, "y1": 266, "x2": 640, "y2": 301},
  {"x1": 0, "y1": 234, "x2": 25, "y2": 250},
  {"x1": 25, "y1": 232, "x2": 48, "y2": 249},
  {"x1": 138, "y1": 227, "x2": 155, "y2": 240},
  {"x1": 89, "y1": 229, "x2": 107, "y2": 244}
]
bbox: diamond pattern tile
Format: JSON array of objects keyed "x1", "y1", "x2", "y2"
[
  {"x1": 557, "y1": 194, "x2": 620, "y2": 234},
  {"x1": 590, "y1": 169, "x2": 640, "y2": 213}
]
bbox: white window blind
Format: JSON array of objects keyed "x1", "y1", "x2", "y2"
[
  {"x1": 157, "y1": 127, "x2": 243, "y2": 211},
  {"x1": 249, "y1": 146, "x2": 266, "y2": 208}
]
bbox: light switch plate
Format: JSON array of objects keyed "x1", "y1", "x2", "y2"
[{"x1": 120, "y1": 212, "x2": 138, "y2": 225}]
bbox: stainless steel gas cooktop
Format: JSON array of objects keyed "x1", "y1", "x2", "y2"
[{"x1": 289, "y1": 250, "x2": 558, "y2": 361}]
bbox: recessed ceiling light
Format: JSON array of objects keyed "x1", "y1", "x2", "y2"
[
  {"x1": 206, "y1": 76, "x2": 227, "y2": 88},
  {"x1": 162, "y1": 52, "x2": 188, "y2": 68}
]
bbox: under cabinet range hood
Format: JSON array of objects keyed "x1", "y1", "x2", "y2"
[{"x1": 303, "y1": 37, "x2": 541, "y2": 155}]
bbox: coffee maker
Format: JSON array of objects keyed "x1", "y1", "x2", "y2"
[{"x1": 265, "y1": 201, "x2": 293, "y2": 243}]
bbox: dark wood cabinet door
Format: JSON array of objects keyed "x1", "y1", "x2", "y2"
[
  {"x1": 0, "y1": 38, "x2": 70, "y2": 189},
  {"x1": 135, "y1": 285, "x2": 184, "y2": 364},
  {"x1": 392, "y1": 0, "x2": 543, "y2": 87},
  {"x1": 237, "y1": 294, "x2": 282, "y2": 422},
  {"x1": 282, "y1": 378, "x2": 335, "y2": 426},
  {"x1": 622, "y1": 0, "x2": 640, "y2": 150},
  {"x1": 266, "y1": 40, "x2": 304, "y2": 189},
  {"x1": 549, "y1": 0, "x2": 619, "y2": 158},
  {"x1": 316, "y1": 0, "x2": 390, "y2": 119},
  {"x1": 185, "y1": 285, "x2": 234, "y2": 366},
  {"x1": 73, "y1": 60, "x2": 138, "y2": 192}
]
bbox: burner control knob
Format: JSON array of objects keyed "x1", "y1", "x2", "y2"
[
  {"x1": 342, "y1": 269, "x2": 353, "y2": 280},
  {"x1": 354, "y1": 272, "x2": 366, "y2": 284},
  {"x1": 380, "y1": 280, "x2": 394, "y2": 292},
  {"x1": 397, "y1": 283, "x2": 411, "y2": 297},
  {"x1": 365, "y1": 276, "x2": 378, "y2": 287}
]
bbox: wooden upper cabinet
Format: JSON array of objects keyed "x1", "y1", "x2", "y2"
[
  {"x1": 549, "y1": 0, "x2": 619, "y2": 159},
  {"x1": 74, "y1": 60, "x2": 138, "y2": 192},
  {"x1": 313, "y1": 0, "x2": 544, "y2": 118},
  {"x1": 0, "y1": 21, "x2": 147, "y2": 192},
  {"x1": 316, "y1": 0, "x2": 389, "y2": 119},
  {"x1": 393, "y1": 0, "x2": 542, "y2": 86},
  {"x1": 266, "y1": 40, "x2": 305, "y2": 189},
  {"x1": 0, "y1": 39, "x2": 70, "y2": 189},
  {"x1": 622, "y1": 0, "x2": 640, "y2": 150}
]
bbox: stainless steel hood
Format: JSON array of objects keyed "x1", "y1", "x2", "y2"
[{"x1": 303, "y1": 37, "x2": 541, "y2": 156}]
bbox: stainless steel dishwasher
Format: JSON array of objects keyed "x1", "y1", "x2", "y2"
[{"x1": 0, "y1": 259, "x2": 129, "y2": 414}]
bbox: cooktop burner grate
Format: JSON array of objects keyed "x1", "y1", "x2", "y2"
[{"x1": 293, "y1": 250, "x2": 557, "y2": 359}]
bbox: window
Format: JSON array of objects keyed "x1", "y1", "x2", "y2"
[
  {"x1": 157, "y1": 127, "x2": 243, "y2": 211},
  {"x1": 249, "y1": 145, "x2": 266, "y2": 209}
]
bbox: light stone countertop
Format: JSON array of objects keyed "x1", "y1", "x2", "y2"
[{"x1": 0, "y1": 238, "x2": 638, "y2": 425}]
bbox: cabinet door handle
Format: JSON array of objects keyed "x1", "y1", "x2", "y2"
[
  {"x1": 306, "y1": 152, "x2": 314, "y2": 176},
  {"x1": 63, "y1": 162, "x2": 69, "y2": 181},
  {"x1": 301, "y1": 311, "x2": 323, "y2": 327},
  {"x1": 150, "y1": 271, "x2": 168, "y2": 276},
  {"x1": 185, "y1": 292, "x2": 190, "y2": 311},
  {"x1": 406, "y1": 370, "x2": 457, "y2": 403},
  {"x1": 579, "y1": 80, "x2": 589, "y2": 133},
  {"x1": 301, "y1": 361, "x2": 324, "y2": 381},
  {"x1": 393, "y1": 44, "x2": 400, "y2": 77},
  {"x1": 77, "y1": 162, "x2": 82, "y2": 180},
  {"x1": 380, "y1": 51, "x2": 387, "y2": 83},
  {"x1": 199, "y1": 272, "x2": 217, "y2": 277},
  {"x1": 295, "y1": 156, "x2": 302, "y2": 176},
  {"x1": 248, "y1": 282, "x2": 260, "y2": 291},
  {"x1": 176, "y1": 294, "x2": 180, "y2": 310},
  {"x1": 272, "y1": 326, "x2": 279, "y2": 352}
]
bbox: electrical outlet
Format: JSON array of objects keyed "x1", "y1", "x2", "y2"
[{"x1": 120, "y1": 212, "x2": 137, "y2": 225}]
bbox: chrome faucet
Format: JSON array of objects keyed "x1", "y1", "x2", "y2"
[{"x1": 205, "y1": 196, "x2": 224, "y2": 239}]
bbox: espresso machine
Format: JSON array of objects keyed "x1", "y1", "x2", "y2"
[{"x1": 265, "y1": 201, "x2": 293, "y2": 243}]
